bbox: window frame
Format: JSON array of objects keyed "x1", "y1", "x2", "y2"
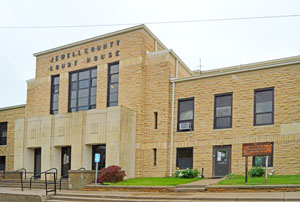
[
  {"x1": 107, "y1": 62, "x2": 119, "y2": 107},
  {"x1": 254, "y1": 87, "x2": 274, "y2": 126},
  {"x1": 177, "y1": 97, "x2": 194, "y2": 132},
  {"x1": 50, "y1": 74, "x2": 60, "y2": 115},
  {"x1": 214, "y1": 92, "x2": 233, "y2": 129},
  {"x1": 252, "y1": 142, "x2": 274, "y2": 167},
  {"x1": 68, "y1": 67, "x2": 97, "y2": 112},
  {"x1": 0, "y1": 122, "x2": 7, "y2": 146},
  {"x1": 176, "y1": 147, "x2": 193, "y2": 169}
]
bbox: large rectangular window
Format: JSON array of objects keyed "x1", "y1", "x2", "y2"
[
  {"x1": 253, "y1": 143, "x2": 273, "y2": 167},
  {"x1": 254, "y1": 88, "x2": 274, "y2": 126},
  {"x1": 176, "y1": 147, "x2": 193, "y2": 169},
  {"x1": 69, "y1": 67, "x2": 97, "y2": 112},
  {"x1": 0, "y1": 122, "x2": 7, "y2": 146},
  {"x1": 50, "y1": 75, "x2": 60, "y2": 115},
  {"x1": 214, "y1": 93, "x2": 232, "y2": 129},
  {"x1": 107, "y1": 62, "x2": 119, "y2": 107},
  {"x1": 177, "y1": 98, "x2": 194, "y2": 132},
  {"x1": 0, "y1": 156, "x2": 5, "y2": 171}
]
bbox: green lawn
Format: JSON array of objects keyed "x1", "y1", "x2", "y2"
[
  {"x1": 107, "y1": 177, "x2": 202, "y2": 186},
  {"x1": 218, "y1": 175, "x2": 300, "y2": 185}
]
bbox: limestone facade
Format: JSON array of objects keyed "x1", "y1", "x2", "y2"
[{"x1": 0, "y1": 25, "x2": 299, "y2": 178}]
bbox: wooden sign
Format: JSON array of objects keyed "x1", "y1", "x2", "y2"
[{"x1": 242, "y1": 142, "x2": 272, "y2": 157}]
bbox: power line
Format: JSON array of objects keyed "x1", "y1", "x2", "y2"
[{"x1": 0, "y1": 14, "x2": 300, "y2": 29}]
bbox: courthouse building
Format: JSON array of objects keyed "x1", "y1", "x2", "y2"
[{"x1": 0, "y1": 25, "x2": 299, "y2": 178}]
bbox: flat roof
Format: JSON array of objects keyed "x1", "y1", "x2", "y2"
[{"x1": 0, "y1": 104, "x2": 26, "y2": 111}]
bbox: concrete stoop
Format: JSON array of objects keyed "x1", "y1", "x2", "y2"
[
  {"x1": 174, "y1": 184, "x2": 206, "y2": 192},
  {"x1": 44, "y1": 192, "x2": 300, "y2": 202}
]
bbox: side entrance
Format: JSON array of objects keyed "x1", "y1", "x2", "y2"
[{"x1": 213, "y1": 145, "x2": 231, "y2": 178}]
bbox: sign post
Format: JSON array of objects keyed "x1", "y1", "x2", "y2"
[
  {"x1": 94, "y1": 153, "x2": 100, "y2": 184},
  {"x1": 242, "y1": 142, "x2": 272, "y2": 184}
]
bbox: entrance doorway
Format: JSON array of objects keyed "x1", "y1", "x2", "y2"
[
  {"x1": 213, "y1": 145, "x2": 231, "y2": 178},
  {"x1": 61, "y1": 146, "x2": 71, "y2": 177},
  {"x1": 34, "y1": 148, "x2": 41, "y2": 178},
  {"x1": 92, "y1": 145, "x2": 106, "y2": 170}
]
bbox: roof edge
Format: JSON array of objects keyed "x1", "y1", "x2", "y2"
[{"x1": 0, "y1": 104, "x2": 26, "y2": 111}]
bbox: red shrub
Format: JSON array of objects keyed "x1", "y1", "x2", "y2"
[{"x1": 97, "y1": 165, "x2": 126, "y2": 184}]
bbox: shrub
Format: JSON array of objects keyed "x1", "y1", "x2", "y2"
[
  {"x1": 174, "y1": 168, "x2": 199, "y2": 178},
  {"x1": 248, "y1": 166, "x2": 265, "y2": 177},
  {"x1": 97, "y1": 165, "x2": 126, "y2": 184}
]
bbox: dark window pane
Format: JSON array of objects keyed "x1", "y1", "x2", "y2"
[
  {"x1": 0, "y1": 156, "x2": 5, "y2": 171},
  {"x1": 109, "y1": 93, "x2": 118, "y2": 102},
  {"x1": 70, "y1": 99, "x2": 77, "y2": 108},
  {"x1": 78, "y1": 97, "x2": 89, "y2": 107},
  {"x1": 71, "y1": 91, "x2": 77, "y2": 99},
  {"x1": 90, "y1": 96, "x2": 96, "y2": 105},
  {"x1": 52, "y1": 94, "x2": 59, "y2": 102},
  {"x1": 53, "y1": 76, "x2": 60, "y2": 85},
  {"x1": 52, "y1": 102, "x2": 58, "y2": 110},
  {"x1": 53, "y1": 85, "x2": 59, "y2": 93},
  {"x1": 216, "y1": 95, "x2": 232, "y2": 107},
  {"x1": 179, "y1": 100, "x2": 193, "y2": 121},
  {"x1": 110, "y1": 64, "x2": 119, "y2": 74},
  {"x1": 110, "y1": 74, "x2": 119, "y2": 83},
  {"x1": 79, "y1": 80, "x2": 89, "y2": 89},
  {"x1": 71, "y1": 108, "x2": 77, "y2": 112},
  {"x1": 92, "y1": 78, "x2": 97, "y2": 87},
  {"x1": 71, "y1": 73, "x2": 78, "y2": 81},
  {"x1": 109, "y1": 84, "x2": 118, "y2": 93},
  {"x1": 78, "y1": 106, "x2": 89, "y2": 111},
  {"x1": 108, "y1": 102, "x2": 118, "y2": 107},
  {"x1": 216, "y1": 106, "x2": 231, "y2": 117},
  {"x1": 91, "y1": 87, "x2": 97, "y2": 96},
  {"x1": 78, "y1": 89, "x2": 89, "y2": 98},
  {"x1": 216, "y1": 117, "x2": 231, "y2": 128},
  {"x1": 176, "y1": 148, "x2": 193, "y2": 169},
  {"x1": 90, "y1": 105, "x2": 96, "y2": 109},
  {"x1": 52, "y1": 110, "x2": 58, "y2": 115},
  {"x1": 91, "y1": 69, "x2": 97, "y2": 78},
  {"x1": 256, "y1": 90, "x2": 273, "y2": 103},
  {"x1": 71, "y1": 82, "x2": 77, "y2": 91},
  {"x1": 256, "y1": 102, "x2": 272, "y2": 113},
  {"x1": 256, "y1": 113, "x2": 272, "y2": 125},
  {"x1": 79, "y1": 71, "x2": 90, "y2": 80}
]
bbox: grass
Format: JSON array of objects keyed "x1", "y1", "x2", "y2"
[
  {"x1": 106, "y1": 177, "x2": 202, "y2": 186},
  {"x1": 218, "y1": 175, "x2": 300, "y2": 185}
]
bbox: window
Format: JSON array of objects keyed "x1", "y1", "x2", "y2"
[
  {"x1": 253, "y1": 143, "x2": 273, "y2": 167},
  {"x1": 0, "y1": 122, "x2": 7, "y2": 145},
  {"x1": 176, "y1": 147, "x2": 193, "y2": 169},
  {"x1": 107, "y1": 62, "x2": 119, "y2": 107},
  {"x1": 153, "y1": 148, "x2": 157, "y2": 167},
  {"x1": 0, "y1": 156, "x2": 5, "y2": 171},
  {"x1": 154, "y1": 112, "x2": 158, "y2": 129},
  {"x1": 177, "y1": 98, "x2": 194, "y2": 132},
  {"x1": 214, "y1": 93, "x2": 232, "y2": 129},
  {"x1": 92, "y1": 145, "x2": 106, "y2": 170},
  {"x1": 254, "y1": 88, "x2": 274, "y2": 126},
  {"x1": 50, "y1": 75, "x2": 60, "y2": 115},
  {"x1": 69, "y1": 67, "x2": 97, "y2": 112}
]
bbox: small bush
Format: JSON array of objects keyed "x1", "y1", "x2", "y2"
[
  {"x1": 248, "y1": 166, "x2": 265, "y2": 177},
  {"x1": 97, "y1": 165, "x2": 126, "y2": 184},
  {"x1": 174, "y1": 168, "x2": 199, "y2": 178}
]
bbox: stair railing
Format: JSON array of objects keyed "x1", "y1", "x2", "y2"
[
  {"x1": 59, "y1": 167, "x2": 85, "y2": 190},
  {"x1": 30, "y1": 168, "x2": 57, "y2": 195},
  {"x1": 1, "y1": 168, "x2": 27, "y2": 191}
]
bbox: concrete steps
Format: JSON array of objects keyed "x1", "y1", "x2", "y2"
[
  {"x1": 174, "y1": 184, "x2": 206, "y2": 192},
  {"x1": 0, "y1": 179, "x2": 68, "y2": 189}
]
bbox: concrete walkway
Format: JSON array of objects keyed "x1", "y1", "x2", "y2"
[{"x1": 178, "y1": 177, "x2": 224, "y2": 187}]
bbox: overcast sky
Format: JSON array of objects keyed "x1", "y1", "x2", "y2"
[{"x1": 0, "y1": 0, "x2": 299, "y2": 108}]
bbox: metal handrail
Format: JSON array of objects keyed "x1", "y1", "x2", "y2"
[
  {"x1": 1, "y1": 168, "x2": 27, "y2": 191},
  {"x1": 59, "y1": 167, "x2": 85, "y2": 190},
  {"x1": 30, "y1": 168, "x2": 57, "y2": 195}
]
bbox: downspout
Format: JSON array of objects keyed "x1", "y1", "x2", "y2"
[{"x1": 169, "y1": 58, "x2": 178, "y2": 176}]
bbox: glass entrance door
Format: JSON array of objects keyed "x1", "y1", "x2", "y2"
[
  {"x1": 61, "y1": 147, "x2": 71, "y2": 178},
  {"x1": 34, "y1": 148, "x2": 41, "y2": 178},
  {"x1": 213, "y1": 145, "x2": 231, "y2": 177}
]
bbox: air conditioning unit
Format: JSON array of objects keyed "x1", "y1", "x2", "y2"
[{"x1": 179, "y1": 122, "x2": 192, "y2": 130}]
